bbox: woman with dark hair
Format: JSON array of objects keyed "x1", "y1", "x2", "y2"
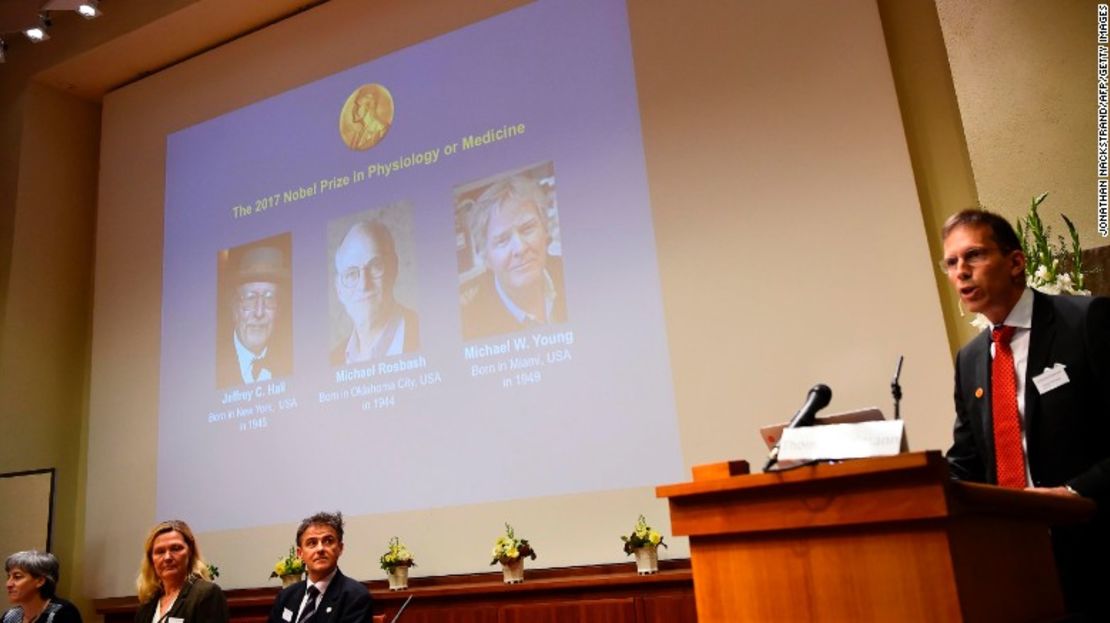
[
  {"x1": 134, "y1": 520, "x2": 228, "y2": 623},
  {"x1": 3, "y1": 550, "x2": 82, "y2": 623}
]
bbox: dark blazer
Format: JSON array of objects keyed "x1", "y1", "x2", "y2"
[
  {"x1": 459, "y1": 256, "x2": 568, "y2": 341},
  {"x1": 134, "y1": 577, "x2": 229, "y2": 623},
  {"x1": 266, "y1": 569, "x2": 373, "y2": 623},
  {"x1": 946, "y1": 290, "x2": 1110, "y2": 615},
  {"x1": 3, "y1": 597, "x2": 82, "y2": 623}
]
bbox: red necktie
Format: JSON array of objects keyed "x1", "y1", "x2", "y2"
[{"x1": 991, "y1": 325, "x2": 1026, "y2": 488}]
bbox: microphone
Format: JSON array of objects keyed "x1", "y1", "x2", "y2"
[{"x1": 763, "y1": 384, "x2": 832, "y2": 472}]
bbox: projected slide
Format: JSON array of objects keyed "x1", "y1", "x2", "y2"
[{"x1": 158, "y1": 0, "x2": 682, "y2": 532}]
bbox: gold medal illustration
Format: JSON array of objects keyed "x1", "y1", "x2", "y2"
[{"x1": 339, "y1": 84, "x2": 394, "y2": 150}]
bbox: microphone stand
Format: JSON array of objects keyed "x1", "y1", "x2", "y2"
[{"x1": 891, "y1": 355, "x2": 903, "y2": 421}]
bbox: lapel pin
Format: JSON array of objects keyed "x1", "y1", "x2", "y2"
[
  {"x1": 975, "y1": 387, "x2": 984, "y2": 399},
  {"x1": 326, "y1": 607, "x2": 333, "y2": 613}
]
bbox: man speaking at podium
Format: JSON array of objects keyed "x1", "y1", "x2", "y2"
[{"x1": 940, "y1": 209, "x2": 1110, "y2": 617}]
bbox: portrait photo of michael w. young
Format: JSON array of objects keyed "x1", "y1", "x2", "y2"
[{"x1": 455, "y1": 161, "x2": 568, "y2": 341}]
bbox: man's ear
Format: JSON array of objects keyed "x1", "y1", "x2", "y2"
[{"x1": 1010, "y1": 249, "x2": 1027, "y2": 280}]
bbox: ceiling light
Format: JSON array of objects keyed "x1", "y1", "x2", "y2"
[
  {"x1": 24, "y1": 14, "x2": 52, "y2": 43},
  {"x1": 77, "y1": 1, "x2": 101, "y2": 19}
]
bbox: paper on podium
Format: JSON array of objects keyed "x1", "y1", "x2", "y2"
[{"x1": 760, "y1": 408, "x2": 907, "y2": 461}]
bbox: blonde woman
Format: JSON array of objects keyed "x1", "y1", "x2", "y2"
[{"x1": 134, "y1": 520, "x2": 228, "y2": 623}]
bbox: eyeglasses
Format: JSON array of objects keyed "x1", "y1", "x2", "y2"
[
  {"x1": 339, "y1": 259, "x2": 386, "y2": 288},
  {"x1": 238, "y1": 290, "x2": 277, "y2": 311},
  {"x1": 939, "y1": 246, "x2": 1004, "y2": 274}
]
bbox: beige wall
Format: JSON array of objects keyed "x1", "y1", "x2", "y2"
[
  {"x1": 0, "y1": 82, "x2": 99, "y2": 616},
  {"x1": 877, "y1": 0, "x2": 982, "y2": 352},
  {"x1": 938, "y1": 0, "x2": 1105, "y2": 250}
]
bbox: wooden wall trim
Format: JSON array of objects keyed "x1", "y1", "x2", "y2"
[{"x1": 94, "y1": 560, "x2": 696, "y2": 623}]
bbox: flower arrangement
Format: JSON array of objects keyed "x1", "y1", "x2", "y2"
[
  {"x1": 621, "y1": 515, "x2": 667, "y2": 555},
  {"x1": 968, "y1": 193, "x2": 1091, "y2": 330},
  {"x1": 1016, "y1": 193, "x2": 1089, "y2": 296},
  {"x1": 379, "y1": 537, "x2": 416, "y2": 571},
  {"x1": 269, "y1": 546, "x2": 305, "y2": 579},
  {"x1": 490, "y1": 523, "x2": 537, "y2": 565}
]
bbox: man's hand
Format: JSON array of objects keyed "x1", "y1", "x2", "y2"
[{"x1": 1026, "y1": 485, "x2": 1080, "y2": 497}]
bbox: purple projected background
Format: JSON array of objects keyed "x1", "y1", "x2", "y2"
[{"x1": 159, "y1": 0, "x2": 681, "y2": 532}]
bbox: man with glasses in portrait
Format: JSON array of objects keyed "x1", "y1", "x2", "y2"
[
  {"x1": 940, "y1": 209, "x2": 1110, "y2": 618},
  {"x1": 331, "y1": 219, "x2": 420, "y2": 367},
  {"x1": 217, "y1": 243, "x2": 292, "y2": 387}
]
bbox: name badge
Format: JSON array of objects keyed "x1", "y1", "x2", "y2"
[
  {"x1": 168, "y1": 618, "x2": 184, "y2": 623},
  {"x1": 1032, "y1": 363, "x2": 1069, "y2": 395},
  {"x1": 282, "y1": 608, "x2": 294, "y2": 622}
]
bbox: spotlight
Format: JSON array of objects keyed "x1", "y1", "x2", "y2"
[
  {"x1": 24, "y1": 14, "x2": 52, "y2": 43},
  {"x1": 77, "y1": 1, "x2": 101, "y2": 19},
  {"x1": 0, "y1": 38, "x2": 7, "y2": 64}
]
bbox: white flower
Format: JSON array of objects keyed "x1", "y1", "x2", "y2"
[
  {"x1": 1033, "y1": 264, "x2": 1051, "y2": 283},
  {"x1": 1034, "y1": 281, "x2": 1063, "y2": 295},
  {"x1": 970, "y1": 314, "x2": 992, "y2": 331}
]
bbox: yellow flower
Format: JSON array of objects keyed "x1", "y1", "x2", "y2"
[
  {"x1": 648, "y1": 531, "x2": 662, "y2": 545},
  {"x1": 506, "y1": 547, "x2": 519, "y2": 559},
  {"x1": 274, "y1": 561, "x2": 284, "y2": 575}
]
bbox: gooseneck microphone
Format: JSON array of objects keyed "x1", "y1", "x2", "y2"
[{"x1": 763, "y1": 384, "x2": 833, "y2": 472}]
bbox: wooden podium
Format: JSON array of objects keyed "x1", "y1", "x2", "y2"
[{"x1": 656, "y1": 451, "x2": 1094, "y2": 622}]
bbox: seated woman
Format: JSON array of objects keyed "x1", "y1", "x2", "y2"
[
  {"x1": 3, "y1": 550, "x2": 83, "y2": 623},
  {"x1": 134, "y1": 520, "x2": 228, "y2": 623}
]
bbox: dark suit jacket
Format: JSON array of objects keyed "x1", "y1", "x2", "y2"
[
  {"x1": 459, "y1": 256, "x2": 568, "y2": 341},
  {"x1": 3, "y1": 597, "x2": 82, "y2": 623},
  {"x1": 266, "y1": 569, "x2": 373, "y2": 623},
  {"x1": 946, "y1": 290, "x2": 1110, "y2": 615},
  {"x1": 947, "y1": 291, "x2": 1110, "y2": 493},
  {"x1": 134, "y1": 577, "x2": 229, "y2": 623}
]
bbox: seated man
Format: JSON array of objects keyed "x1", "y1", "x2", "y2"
[
  {"x1": 267, "y1": 511, "x2": 373, "y2": 623},
  {"x1": 460, "y1": 174, "x2": 568, "y2": 340},
  {"x1": 330, "y1": 220, "x2": 420, "y2": 366}
]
